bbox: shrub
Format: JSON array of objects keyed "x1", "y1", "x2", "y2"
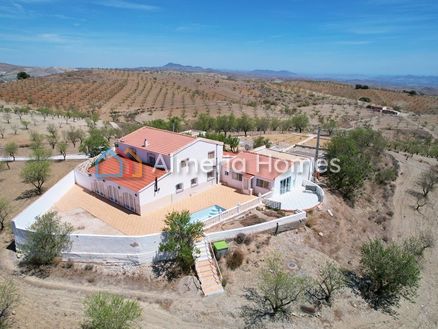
[
  {"x1": 82, "y1": 292, "x2": 142, "y2": 329},
  {"x1": 235, "y1": 233, "x2": 246, "y2": 244},
  {"x1": 0, "y1": 279, "x2": 18, "y2": 328},
  {"x1": 375, "y1": 167, "x2": 398, "y2": 185},
  {"x1": 226, "y1": 248, "x2": 244, "y2": 270},
  {"x1": 21, "y1": 211, "x2": 73, "y2": 266}
]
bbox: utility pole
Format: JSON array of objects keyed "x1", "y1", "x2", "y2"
[{"x1": 314, "y1": 127, "x2": 321, "y2": 179}]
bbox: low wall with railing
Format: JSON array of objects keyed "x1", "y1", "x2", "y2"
[
  {"x1": 12, "y1": 171, "x2": 307, "y2": 265},
  {"x1": 203, "y1": 195, "x2": 266, "y2": 229},
  {"x1": 303, "y1": 179, "x2": 324, "y2": 203},
  {"x1": 205, "y1": 211, "x2": 306, "y2": 242}
]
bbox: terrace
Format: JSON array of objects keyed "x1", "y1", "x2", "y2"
[{"x1": 53, "y1": 184, "x2": 256, "y2": 236}]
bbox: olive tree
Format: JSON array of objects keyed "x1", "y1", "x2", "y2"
[
  {"x1": 21, "y1": 160, "x2": 50, "y2": 194},
  {"x1": 291, "y1": 113, "x2": 309, "y2": 133},
  {"x1": 21, "y1": 211, "x2": 73, "y2": 266},
  {"x1": 4, "y1": 142, "x2": 17, "y2": 161},
  {"x1": 82, "y1": 292, "x2": 142, "y2": 329},
  {"x1": 158, "y1": 210, "x2": 204, "y2": 274},
  {"x1": 417, "y1": 165, "x2": 438, "y2": 198},
  {"x1": 57, "y1": 142, "x2": 67, "y2": 160},
  {"x1": 241, "y1": 255, "x2": 309, "y2": 326},
  {"x1": 0, "y1": 198, "x2": 10, "y2": 231},
  {"x1": 306, "y1": 262, "x2": 345, "y2": 307},
  {"x1": 360, "y1": 239, "x2": 421, "y2": 311}
]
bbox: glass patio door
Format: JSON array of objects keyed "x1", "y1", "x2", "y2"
[{"x1": 280, "y1": 177, "x2": 291, "y2": 194}]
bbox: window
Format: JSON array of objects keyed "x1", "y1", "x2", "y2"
[
  {"x1": 175, "y1": 183, "x2": 184, "y2": 193},
  {"x1": 181, "y1": 158, "x2": 189, "y2": 168},
  {"x1": 224, "y1": 171, "x2": 229, "y2": 176},
  {"x1": 208, "y1": 151, "x2": 215, "y2": 159},
  {"x1": 232, "y1": 172, "x2": 243, "y2": 181},
  {"x1": 191, "y1": 178, "x2": 198, "y2": 186},
  {"x1": 256, "y1": 179, "x2": 270, "y2": 189},
  {"x1": 148, "y1": 155, "x2": 156, "y2": 165},
  {"x1": 207, "y1": 170, "x2": 215, "y2": 180}
]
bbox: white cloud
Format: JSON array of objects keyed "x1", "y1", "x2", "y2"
[{"x1": 96, "y1": 0, "x2": 160, "y2": 12}]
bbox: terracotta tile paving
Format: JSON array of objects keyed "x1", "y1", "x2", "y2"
[{"x1": 54, "y1": 184, "x2": 255, "y2": 236}]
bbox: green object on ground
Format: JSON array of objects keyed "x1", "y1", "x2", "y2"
[{"x1": 213, "y1": 240, "x2": 229, "y2": 251}]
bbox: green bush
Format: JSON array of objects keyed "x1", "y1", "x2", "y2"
[
  {"x1": 82, "y1": 292, "x2": 142, "y2": 329},
  {"x1": 375, "y1": 167, "x2": 398, "y2": 185},
  {"x1": 0, "y1": 279, "x2": 18, "y2": 328},
  {"x1": 21, "y1": 211, "x2": 73, "y2": 266}
]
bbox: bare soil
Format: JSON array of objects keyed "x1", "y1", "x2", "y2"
[{"x1": 0, "y1": 152, "x2": 436, "y2": 328}]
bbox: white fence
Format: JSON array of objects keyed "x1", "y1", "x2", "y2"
[
  {"x1": 205, "y1": 211, "x2": 306, "y2": 242},
  {"x1": 11, "y1": 169, "x2": 307, "y2": 265},
  {"x1": 203, "y1": 191, "x2": 273, "y2": 229}
]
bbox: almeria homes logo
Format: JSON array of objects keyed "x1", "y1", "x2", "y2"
[{"x1": 95, "y1": 148, "x2": 143, "y2": 179}]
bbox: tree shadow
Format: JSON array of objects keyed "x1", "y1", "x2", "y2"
[
  {"x1": 406, "y1": 189, "x2": 423, "y2": 199},
  {"x1": 344, "y1": 271, "x2": 399, "y2": 315},
  {"x1": 15, "y1": 189, "x2": 39, "y2": 200},
  {"x1": 151, "y1": 259, "x2": 183, "y2": 282},
  {"x1": 240, "y1": 288, "x2": 288, "y2": 329},
  {"x1": 17, "y1": 261, "x2": 52, "y2": 279}
]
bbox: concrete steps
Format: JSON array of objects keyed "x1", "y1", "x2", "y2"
[{"x1": 194, "y1": 240, "x2": 224, "y2": 296}]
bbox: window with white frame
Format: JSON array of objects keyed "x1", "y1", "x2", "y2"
[
  {"x1": 208, "y1": 151, "x2": 215, "y2": 159},
  {"x1": 256, "y1": 178, "x2": 270, "y2": 189},
  {"x1": 175, "y1": 183, "x2": 184, "y2": 193},
  {"x1": 232, "y1": 172, "x2": 243, "y2": 181},
  {"x1": 191, "y1": 177, "x2": 198, "y2": 186},
  {"x1": 207, "y1": 170, "x2": 215, "y2": 180}
]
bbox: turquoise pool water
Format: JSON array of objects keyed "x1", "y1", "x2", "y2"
[{"x1": 190, "y1": 205, "x2": 226, "y2": 223}]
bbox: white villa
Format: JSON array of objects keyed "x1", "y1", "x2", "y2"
[{"x1": 75, "y1": 126, "x2": 223, "y2": 215}]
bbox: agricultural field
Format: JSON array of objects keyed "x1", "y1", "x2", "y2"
[{"x1": 1, "y1": 70, "x2": 437, "y2": 142}]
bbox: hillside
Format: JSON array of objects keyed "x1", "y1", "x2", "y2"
[{"x1": 0, "y1": 63, "x2": 73, "y2": 82}]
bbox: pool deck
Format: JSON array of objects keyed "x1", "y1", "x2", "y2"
[
  {"x1": 268, "y1": 186, "x2": 320, "y2": 211},
  {"x1": 53, "y1": 184, "x2": 256, "y2": 236}
]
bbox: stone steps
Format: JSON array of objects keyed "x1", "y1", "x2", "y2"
[{"x1": 194, "y1": 240, "x2": 224, "y2": 296}]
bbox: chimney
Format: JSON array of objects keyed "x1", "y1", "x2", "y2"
[{"x1": 142, "y1": 139, "x2": 148, "y2": 147}]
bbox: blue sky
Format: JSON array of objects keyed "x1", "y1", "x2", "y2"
[{"x1": 0, "y1": 0, "x2": 437, "y2": 75}]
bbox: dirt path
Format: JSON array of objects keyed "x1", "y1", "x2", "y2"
[{"x1": 385, "y1": 153, "x2": 438, "y2": 329}]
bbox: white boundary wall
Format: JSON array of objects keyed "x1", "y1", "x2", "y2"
[
  {"x1": 12, "y1": 170, "x2": 308, "y2": 265},
  {"x1": 12, "y1": 170, "x2": 76, "y2": 248}
]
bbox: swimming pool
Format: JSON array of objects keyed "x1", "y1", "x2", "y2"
[{"x1": 190, "y1": 205, "x2": 226, "y2": 223}]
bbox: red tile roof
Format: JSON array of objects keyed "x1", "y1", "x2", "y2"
[
  {"x1": 88, "y1": 156, "x2": 167, "y2": 192},
  {"x1": 119, "y1": 126, "x2": 196, "y2": 155},
  {"x1": 224, "y1": 152, "x2": 293, "y2": 181}
]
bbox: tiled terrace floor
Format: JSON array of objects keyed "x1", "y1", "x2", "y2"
[
  {"x1": 54, "y1": 184, "x2": 255, "y2": 235},
  {"x1": 268, "y1": 186, "x2": 320, "y2": 211}
]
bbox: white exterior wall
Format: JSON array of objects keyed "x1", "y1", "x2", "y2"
[
  {"x1": 171, "y1": 140, "x2": 222, "y2": 189},
  {"x1": 137, "y1": 140, "x2": 222, "y2": 212},
  {"x1": 220, "y1": 167, "x2": 244, "y2": 191},
  {"x1": 117, "y1": 142, "x2": 171, "y2": 169}
]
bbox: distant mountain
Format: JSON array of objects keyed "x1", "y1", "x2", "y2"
[
  {"x1": 129, "y1": 63, "x2": 297, "y2": 79},
  {"x1": 307, "y1": 73, "x2": 438, "y2": 95},
  {"x1": 0, "y1": 63, "x2": 73, "y2": 82}
]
